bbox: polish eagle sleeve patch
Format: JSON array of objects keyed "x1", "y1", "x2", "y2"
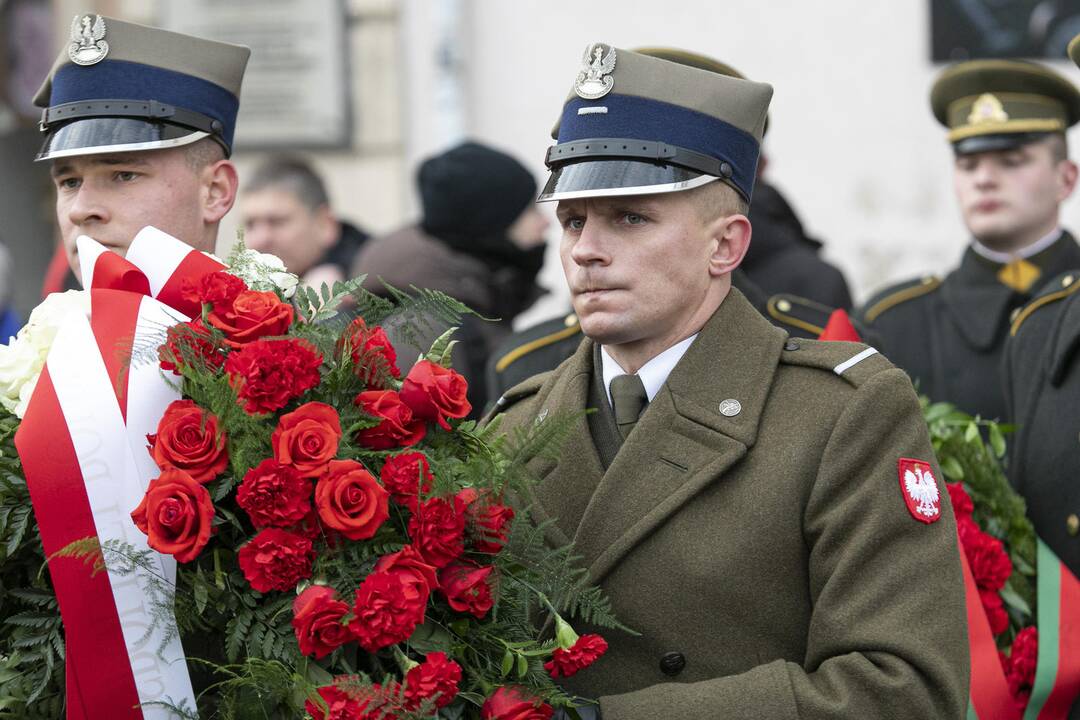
[{"x1": 898, "y1": 458, "x2": 941, "y2": 523}]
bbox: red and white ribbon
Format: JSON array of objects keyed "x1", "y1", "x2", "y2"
[{"x1": 16, "y1": 227, "x2": 225, "y2": 719}]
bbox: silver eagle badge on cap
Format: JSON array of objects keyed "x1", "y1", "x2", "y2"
[
  {"x1": 575, "y1": 43, "x2": 616, "y2": 100},
  {"x1": 68, "y1": 14, "x2": 109, "y2": 66}
]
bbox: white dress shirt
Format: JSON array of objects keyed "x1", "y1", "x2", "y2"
[{"x1": 600, "y1": 333, "x2": 698, "y2": 408}]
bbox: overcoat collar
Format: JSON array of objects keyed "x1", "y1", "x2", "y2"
[
  {"x1": 1048, "y1": 289, "x2": 1080, "y2": 387},
  {"x1": 524, "y1": 289, "x2": 787, "y2": 584},
  {"x1": 942, "y1": 232, "x2": 1080, "y2": 351}
]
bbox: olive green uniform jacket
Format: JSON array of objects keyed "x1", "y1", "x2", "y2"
[
  {"x1": 1004, "y1": 270, "x2": 1080, "y2": 580},
  {"x1": 492, "y1": 289, "x2": 970, "y2": 719}
]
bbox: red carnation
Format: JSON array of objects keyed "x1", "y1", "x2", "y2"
[
  {"x1": 238, "y1": 528, "x2": 314, "y2": 593},
  {"x1": 965, "y1": 530, "x2": 1013, "y2": 592},
  {"x1": 438, "y1": 562, "x2": 494, "y2": 619},
  {"x1": 403, "y1": 651, "x2": 462, "y2": 711},
  {"x1": 481, "y1": 686, "x2": 553, "y2": 720},
  {"x1": 400, "y1": 360, "x2": 471, "y2": 430},
  {"x1": 272, "y1": 402, "x2": 342, "y2": 477},
  {"x1": 146, "y1": 400, "x2": 228, "y2": 484},
  {"x1": 236, "y1": 459, "x2": 311, "y2": 528},
  {"x1": 183, "y1": 270, "x2": 247, "y2": 306},
  {"x1": 1003, "y1": 626, "x2": 1038, "y2": 709},
  {"x1": 208, "y1": 288, "x2": 294, "y2": 347},
  {"x1": 979, "y1": 587, "x2": 1010, "y2": 635},
  {"x1": 350, "y1": 570, "x2": 428, "y2": 652},
  {"x1": 354, "y1": 390, "x2": 426, "y2": 449},
  {"x1": 314, "y1": 460, "x2": 390, "y2": 540},
  {"x1": 131, "y1": 469, "x2": 214, "y2": 563},
  {"x1": 292, "y1": 585, "x2": 352, "y2": 659},
  {"x1": 375, "y1": 546, "x2": 440, "y2": 601},
  {"x1": 380, "y1": 452, "x2": 433, "y2": 510},
  {"x1": 159, "y1": 318, "x2": 224, "y2": 374},
  {"x1": 408, "y1": 495, "x2": 467, "y2": 568},
  {"x1": 544, "y1": 634, "x2": 608, "y2": 679},
  {"x1": 304, "y1": 684, "x2": 400, "y2": 720},
  {"x1": 467, "y1": 496, "x2": 515, "y2": 555},
  {"x1": 946, "y1": 482, "x2": 974, "y2": 519},
  {"x1": 339, "y1": 317, "x2": 401, "y2": 386},
  {"x1": 225, "y1": 337, "x2": 322, "y2": 415}
]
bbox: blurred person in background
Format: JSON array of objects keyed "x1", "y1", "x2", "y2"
[
  {"x1": 241, "y1": 155, "x2": 370, "y2": 287},
  {"x1": 353, "y1": 140, "x2": 548, "y2": 415},
  {"x1": 858, "y1": 59, "x2": 1080, "y2": 422}
]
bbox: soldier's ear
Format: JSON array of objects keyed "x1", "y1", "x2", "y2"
[
  {"x1": 707, "y1": 213, "x2": 750, "y2": 278},
  {"x1": 202, "y1": 160, "x2": 239, "y2": 224},
  {"x1": 1057, "y1": 159, "x2": 1078, "y2": 203}
]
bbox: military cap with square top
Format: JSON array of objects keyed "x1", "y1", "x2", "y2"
[
  {"x1": 930, "y1": 58, "x2": 1080, "y2": 156},
  {"x1": 34, "y1": 14, "x2": 250, "y2": 161},
  {"x1": 539, "y1": 43, "x2": 772, "y2": 203}
]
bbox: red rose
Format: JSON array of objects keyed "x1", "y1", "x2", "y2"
[
  {"x1": 131, "y1": 469, "x2": 214, "y2": 563},
  {"x1": 207, "y1": 289, "x2": 294, "y2": 347},
  {"x1": 159, "y1": 319, "x2": 224, "y2": 375},
  {"x1": 467, "y1": 496, "x2": 515, "y2": 555},
  {"x1": 272, "y1": 402, "x2": 342, "y2": 477},
  {"x1": 238, "y1": 528, "x2": 314, "y2": 593},
  {"x1": 400, "y1": 360, "x2": 471, "y2": 430},
  {"x1": 438, "y1": 562, "x2": 494, "y2": 619},
  {"x1": 375, "y1": 546, "x2": 440, "y2": 601},
  {"x1": 350, "y1": 570, "x2": 427, "y2": 652},
  {"x1": 946, "y1": 482, "x2": 974, "y2": 519},
  {"x1": 314, "y1": 460, "x2": 390, "y2": 540},
  {"x1": 380, "y1": 452, "x2": 433, "y2": 510},
  {"x1": 544, "y1": 634, "x2": 608, "y2": 679},
  {"x1": 292, "y1": 585, "x2": 352, "y2": 659},
  {"x1": 403, "y1": 651, "x2": 462, "y2": 710},
  {"x1": 225, "y1": 338, "x2": 322, "y2": 415},
  {"x1": 339, "y1": 318, "x2": 401, "y2": 386},
  {"x1": 1004, "y1": 626, "x2": 1038, "y2": 708},
  {"x1": 236, "y1": 459, "x2": 312, "y2": 528},
  {"x1": 408, "y1": 495, "x2": 467, "y2": 568},
  {"x1": 354, "y1": 390, "x2": 426, "y2": 449},
  {"x1": 182, "y1": 270, "x2": 247, "y2": 306},
  {"x1": 979, "y1": 588, "x2": 1010, "y2": 635},
  {"x1": 305, "y1": 684, "x2": 400, "y2": 720},
  {"x1": 146, "y1": 400, "x2": 228, "y2": 484},
  {"x1": 481, "y1": 686, "x2": 554, "y2": 720},
  {"x1": 964, "y1": 529, "x2": 1013, "y2": 592}
]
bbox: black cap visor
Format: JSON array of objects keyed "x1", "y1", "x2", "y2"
[
  {"x1": 36, "y1": 118, "x2": 209, "y2": 161},
  {"x1": 953, "y1": 131, "x2": 1054, "y2": 156},
  {"x1": 538, "y1": 159, "x2": 718, "y2": 203}
]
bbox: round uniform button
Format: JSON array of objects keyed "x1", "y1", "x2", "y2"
[
  {"x1": 719, "y1": 162, "x2": 733, "y2": 178},
  {"x1": 1067, "y1": 514, "x2": 1080, "y2": 537},
  {"x1": 659, "y1": 651, "x2": 686, "y2": 676},
  {"x1": 785, "y1": 340, "x2": 800, "y2": 351}
]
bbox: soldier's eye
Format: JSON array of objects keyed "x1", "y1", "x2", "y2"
[
  {"x1": 564, "y1": 218, "x2": 585, "y2": 231},
  {"x1": 622, "y1": 213, "x2": 646, "y2": 225},
  {"x1": 56, "y1": 177, "x2": 80, "y2": 190},
  {"x1": 115, "y1": 171, "x2": 138, "y2": 182}
]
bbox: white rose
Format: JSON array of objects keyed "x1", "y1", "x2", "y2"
[
  {"x1": 0, "y1": 290, "x2": 90, "y2": 417},
  {"x1": 229, "y1": 248, "x2": 298, "y2": 299}
]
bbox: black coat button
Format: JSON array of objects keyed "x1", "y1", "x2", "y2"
[{"x1": 659, "y1": 651, "x2": 685, "y2": 676}]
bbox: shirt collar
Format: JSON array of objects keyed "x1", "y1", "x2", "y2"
[
  {"x1": 971, "y1": 227, "x2": 1063, "y2": 264},
  {"x1": 600, "y1": 333, "x2": 699, "y2": 407}
]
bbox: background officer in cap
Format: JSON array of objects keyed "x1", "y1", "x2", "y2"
[
  {"x1": 1001, "y1": 36, "x2": 1080, "y2": 587},
  {"x1": 35, "y1": 14, "x2": 250, "y2": 281},
  {"x1": 857, "y1": 59, "x2": 1080, "y2": 422},
  {"x1": 486, "y1": 48, "x2": 861, "y2": 405},
  {"x1": 491, "y1": 44, "x2": 968, "y2": 719}
]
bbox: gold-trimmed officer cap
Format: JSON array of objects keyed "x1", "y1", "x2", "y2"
[
  {"x1": 540, "y1": 43, "x2": 773, "y2": 203},
  {"x1": 34, "y1": 14, "x2": 250, "y2": 161},
  {"x1": 930, "y1": 59, "x2": 1080, "y2": 155}
]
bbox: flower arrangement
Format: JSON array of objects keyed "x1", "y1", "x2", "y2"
[{"x1": 0, "y1": 245, "x2": 624, "y2": 719}]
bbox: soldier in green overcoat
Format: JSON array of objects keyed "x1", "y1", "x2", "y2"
[{"x1": 489, "y1": 44, "x2": 970, "y2": 719}]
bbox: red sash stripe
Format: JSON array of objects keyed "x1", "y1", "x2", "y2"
[{"x1": 155, "y1": 250, "x2": 226, "y2": 320}]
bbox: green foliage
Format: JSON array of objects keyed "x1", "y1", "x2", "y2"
[{"x1": 922, "y1": 398, "x2": 1035, "y2": 644}]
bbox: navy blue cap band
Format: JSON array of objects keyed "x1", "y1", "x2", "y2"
[
  {"x1": 49, "y1": 59, "x2": 240, "y2": 149},
  {"x1": 556, "y1": 94, "x2": 761, "y2": 199}
]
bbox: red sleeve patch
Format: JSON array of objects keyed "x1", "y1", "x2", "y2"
[{"x1": 898, "y1": 458, "x2": 941, "y2": 524}]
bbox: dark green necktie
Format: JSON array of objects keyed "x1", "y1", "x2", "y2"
[{"x1": 609, "y1": 374, "x2": 648, "y2": 440}]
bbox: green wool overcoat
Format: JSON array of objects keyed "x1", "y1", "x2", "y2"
[{"x1": 492, "y1": 288, "x2": 970, "y2": 719}]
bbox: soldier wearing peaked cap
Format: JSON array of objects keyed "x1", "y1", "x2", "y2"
[
  {"x1": 857, "y1": 59, "x2": 1080, "y2": 423},
  {"x1": 488, "y1": 43, "x2": 968, "y2": 719},
  {"x1": 36, "y1": 14, "x2": 250, "y2": 281}
]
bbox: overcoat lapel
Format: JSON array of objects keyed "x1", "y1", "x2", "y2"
[{"x1": 574, "y1": 290, "x2": 787, "y2": 584}]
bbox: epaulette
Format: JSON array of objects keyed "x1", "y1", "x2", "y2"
[
  {"x1": 1010, "y1": 270, "x2": 1080, "y2": 336},
  {"x1": 862, "y1": 276, "x2": 941, "y2": 322},
  {"x1": 485, "y1": 371, "x2": 550, "y2": 420},
  {"x1": 766, "y1": 294, "x2": 835, "y2": 336},
  {"x1": 778, "y1": 337, "x2": 895, "y2": 388},
  {"x1": 493, "y1": 314, "x2": 581, "y2": 373}
]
